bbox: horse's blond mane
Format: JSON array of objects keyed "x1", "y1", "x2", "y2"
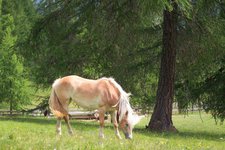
[{"x1": 106, "y1": 77, "x2": 133, "y2": 122}]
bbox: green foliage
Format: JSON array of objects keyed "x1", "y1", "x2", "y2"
[
  {"x1": 200, "y1": 58, "x2": 225, "y2": 122},
  {"x1": 0, "y1": 0, "x2": 37, "y2": 110},
  {"x1": 175, "y1": 0, "x2": 225, "y2": 117},
  {"x1": 24, "y1": 0, "x2": 164, "y2": 110},
  {"x1": 0, "y1": 14, "x2": 28, "y2": 109},
  {"x1": 2, "y1": 0, "x2": 36, "y2": 43}
]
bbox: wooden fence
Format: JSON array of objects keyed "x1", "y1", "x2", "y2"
[
  {"x1": 0, "y1": 110, "x2": 108, "y2": 120},
  {"x1": 0, "y1": 110, "x2": 25, "y2": 116}
]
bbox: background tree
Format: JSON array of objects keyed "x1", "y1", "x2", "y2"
[
  {"x1": 0, "y1": 0, "x2": 37, "y2": 113},
  {"x1": 147, "y1": 0, "x2": 178, "y2": 132},
  {"x1": 24, "y1": 0, "x2": 163, "y2": 110},
  {"x1": 175, "y1": 0, "x2": 225, "y2": 116},
  {"x1": 0, "y1": 13, "x2": 28, "y2": 113}
]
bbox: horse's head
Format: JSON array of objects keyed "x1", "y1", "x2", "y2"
[{"x1": 119, "y1": 111, "x2": 144, "y2": 139}]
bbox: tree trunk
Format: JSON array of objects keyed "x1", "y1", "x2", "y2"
[
  {"x1": 10, "y1": 99, "x2": 13, "y2": 116},
  {"x1": 147, "y1": 2, "x2": 178, "y2": 132},
  {"x1": 9, "y1": 80, "x2": 13, "y2": 116}
]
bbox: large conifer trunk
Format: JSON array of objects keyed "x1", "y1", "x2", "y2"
[{"x1": 147, "y1": 2, "x2": 178, "y2": 132}]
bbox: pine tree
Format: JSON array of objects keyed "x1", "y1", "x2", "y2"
[
  {"x1": 0, "y1": 1, "x2": 32, "y2": 113},
  {"x1": 147, "y1": 0, "x2": 178, "y2": 132}
]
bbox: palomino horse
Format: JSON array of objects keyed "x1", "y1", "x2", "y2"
[{"x1": 49, "y1": 75, "x2": 143, "y2": 139}]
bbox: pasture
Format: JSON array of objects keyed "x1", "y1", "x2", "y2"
[{"x1": 0, "y1": 113, "x2": 225, "y2": 150}]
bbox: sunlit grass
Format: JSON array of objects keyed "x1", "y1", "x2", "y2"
[{"x1": 0, "y1": 113, "x2": 225, "y2": 149}]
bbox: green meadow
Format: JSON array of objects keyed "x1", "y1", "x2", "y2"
[{"x1": 0, "y1": 113, "x2": 225, "y2": 150}]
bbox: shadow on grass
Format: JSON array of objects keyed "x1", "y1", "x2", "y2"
[
  {"x1": 0, "y1": 116, "x2": 55, "y2": 124},
  {"x1": 0, "y1": 116, "x2": 103, "y2": 129},
  {"x1": 134, "y1": 127, "x2": 225, "y2": 142}
]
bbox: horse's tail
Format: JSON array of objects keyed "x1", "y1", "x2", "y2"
[{"x1": 49, "y1": 80, "x2": 68, "y2": 118}]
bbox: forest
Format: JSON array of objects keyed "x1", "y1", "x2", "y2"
[{"x1": 0, "y1": 0, "x2": 225, "y2": 131}]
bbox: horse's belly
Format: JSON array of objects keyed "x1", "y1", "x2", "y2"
[{"x1": 73, "y1": 96, "x2": 101, "y2": 109}]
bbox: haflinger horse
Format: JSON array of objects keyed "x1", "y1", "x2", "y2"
[{"x1": 49, "y1": 75, "x2": 143, "y2": 139}]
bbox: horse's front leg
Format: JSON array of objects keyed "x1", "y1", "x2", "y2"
[
  {"x1": 111, "y1": 111, "x2": 122, "y2": 139},
  {"x1": 98, "y1": 110, "x2": 105, "y2": 138}
]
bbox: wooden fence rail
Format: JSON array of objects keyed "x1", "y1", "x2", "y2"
[
  {"x1": 0, "y1": 110, "x2": 108, "y2": 120},
  {"x1": 0, "y1": 110, "x2": 25, "y2": 116}
]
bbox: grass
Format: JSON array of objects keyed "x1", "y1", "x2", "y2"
[{"x1": 0, "y1": 113, "x2": 225, "y2": 150}]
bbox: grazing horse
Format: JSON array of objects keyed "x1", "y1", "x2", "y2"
[{"x1": 49, "y1": 75, "x2": 143, "y2": 139}]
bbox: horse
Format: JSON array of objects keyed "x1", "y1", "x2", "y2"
[{"x1": 49, "y1": 75, "x2": 143, "y2": 139}]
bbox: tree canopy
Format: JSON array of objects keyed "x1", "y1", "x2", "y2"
[{"x1": 0, "y1": 0, "x2": 224, "y2": 122}]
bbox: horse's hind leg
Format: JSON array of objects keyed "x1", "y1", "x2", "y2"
[
  {"x1": 56, "y1": 118, "x2": 62, "y2": 135},
  {"x1": 64, "y1": 115, "x2": 74, "y2": 135}
]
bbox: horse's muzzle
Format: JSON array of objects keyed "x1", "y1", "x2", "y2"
[{"x1": 125, "y1": 133, "x2": 132, "y2": 140}]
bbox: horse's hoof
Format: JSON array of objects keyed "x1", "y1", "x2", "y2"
[
  {"x1": 69, "y1": 133, "x2": 74, "y2": 136},
  {"x1": 99, "y1": 134, "x2": 105, "y2": 139}
]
